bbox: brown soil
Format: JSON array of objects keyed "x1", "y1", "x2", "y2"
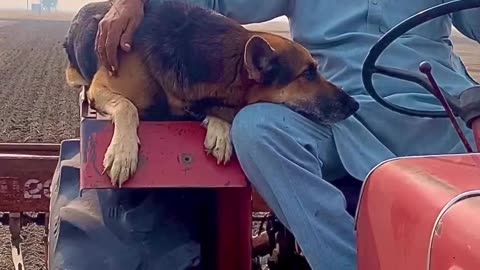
[
  {"x1": 0, "y1": 19, "x2": 77, "y2": 270},
  {"x1": 0, "y1": 17, "x2": 479, "y2": 270}
]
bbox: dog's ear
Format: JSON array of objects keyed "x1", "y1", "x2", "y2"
[{"x1": 244, "y1": 35, "x2": 278, "y2": 83}]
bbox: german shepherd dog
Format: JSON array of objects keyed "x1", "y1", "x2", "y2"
[{"x1": 63, "y1": 1, "x2": 359, "y2": 187}]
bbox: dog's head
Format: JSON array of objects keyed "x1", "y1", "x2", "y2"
[{"x1": 243, "y1": 34, "x2": 359, "y2": 124}]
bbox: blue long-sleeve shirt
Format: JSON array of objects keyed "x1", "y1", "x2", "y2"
[
  {"x1": 184, "y1": 0, "x2": 479, "y2": 94},
  {"x1": 163, "y1": 0, "x2": 480, "y2": 179}
]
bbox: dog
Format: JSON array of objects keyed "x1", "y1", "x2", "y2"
[{"x1": 63, "y1": 1, "x2": 359, "y2": 187}]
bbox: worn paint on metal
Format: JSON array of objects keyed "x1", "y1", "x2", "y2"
[
  {"x1": 356, "y1": 153, "x2": 480, "y2": 270},
  {"x1": 428, "y1": 192, "x2": 480, "y2": 269},
  {"x1": 80, "y1": 119, "x2": 248, "y2": 190},
  {"x1": 80, "y1": 116, "x2": 252, "y2": 270},
  {"x1": 0, "y1": 143, "x2": 59, "y2": 212}
]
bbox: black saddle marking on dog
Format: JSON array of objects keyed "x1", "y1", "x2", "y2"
[{"x1": 135, "y1": 1, "x2": 248, "y2": 90}]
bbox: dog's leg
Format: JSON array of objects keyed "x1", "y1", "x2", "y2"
[
  {"x1": 88, "y1": 80, "x2": 140, "y2": 187},
  {"x1": 201, "y1": 107, "x2": 238, "y2": 165}
]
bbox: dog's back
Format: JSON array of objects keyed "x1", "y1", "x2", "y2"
[
  {"x1": 64, "y1": 1, "x2": 249, "y2": 89},
  {"x1": 135, "y1": 1, "x2": 249, "y2": 89}
]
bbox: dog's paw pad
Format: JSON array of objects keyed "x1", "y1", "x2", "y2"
[
  {"x1": 103, "y1": 138, "x2": 139, "y2": 187},
  {"x1": 203, "y1": 116, "x2": 233, "y2": 165}
]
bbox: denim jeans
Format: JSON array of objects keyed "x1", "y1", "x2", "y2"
[{"x1": 231, "y1": 103, "x2": 358, "y2": 270}]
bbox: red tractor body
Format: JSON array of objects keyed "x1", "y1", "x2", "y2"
[
  {"x1": 356, "y1": 152, "x2": 480, "y2": 270},
  {"x1": 80, "y1": 116, "x2": 253, "y2": 270}
]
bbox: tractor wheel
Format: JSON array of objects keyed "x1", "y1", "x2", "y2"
[{"x1": 47, "y1": 139, "x2": 211, "y2": 270}]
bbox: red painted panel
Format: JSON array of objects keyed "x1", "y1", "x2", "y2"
[
  {"x1": 357, "y1": 154, "x2": 480, "y2": 270},
  {"x1": 0, "y1": 154, "x2": 57, "y2": 212},
  {"x1": 80, "y1": 119, "x2": 252, "y2": 270},
  {"x1": 429, "y1": 195, "x2": 480, "y2": 270},
  {"x1": 217, "y1": 187, "x2": 252, "y2": 270},
  {"x1": 80, "y1": 119, "x2": 248, "y2": 190}
]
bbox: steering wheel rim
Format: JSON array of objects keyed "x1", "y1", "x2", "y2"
[{"x1": 362, "y1": 0, "x2": 480, "y2": 118}]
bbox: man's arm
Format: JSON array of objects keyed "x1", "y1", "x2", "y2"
[
  {"x1": 442, "y1": 1, "x2": 480, "y2": 42},
  {"x1": 96, "y1": 0, "x2": 292, "y2": 74}
]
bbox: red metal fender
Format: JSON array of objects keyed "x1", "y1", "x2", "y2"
[
  {"x1": 355, "y1": 154, "x2": 480, "y2": 270},
  {"x1": 80, "y1": 118, "x2": 252, "y2": 270},
  {"x1": 429, "y1": 192, "x2": 480, "y2": 269}
]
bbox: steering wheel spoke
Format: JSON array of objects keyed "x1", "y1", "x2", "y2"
[
  {"x1": 375, "y1": 65, "x2": 433, "y2": 93},
  {"x1": 362, "y1": 0, "x2": 480, "y2": 118}
]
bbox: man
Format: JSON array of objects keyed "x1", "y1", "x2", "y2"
[{"x1": 95, "y1": 0, "x2": 479, "y2": 269}]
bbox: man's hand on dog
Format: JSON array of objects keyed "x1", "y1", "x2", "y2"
[{"x1": 96, "y1": 0, "x2": 146, "y2": 76}]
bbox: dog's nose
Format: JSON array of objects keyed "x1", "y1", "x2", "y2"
[{"x1": 338, "y1": 91, "x2": 359, "y2": 113}]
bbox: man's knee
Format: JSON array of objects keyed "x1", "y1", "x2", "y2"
[
  {"x1": 231, "y1": 103, "x2": 291, "y2": 151},
  {"x1": 231, "y1": 102, "x2": 333, "y2": 152}
]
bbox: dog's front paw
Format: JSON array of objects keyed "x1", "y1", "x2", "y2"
[
  {"x1": 203, "y1": 116, "x2": 233, "y2": 165},
  {"x1": 102, "y1": 136, "x2": 140, "y2": 187}
]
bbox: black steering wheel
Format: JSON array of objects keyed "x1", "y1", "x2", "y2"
[{"x1": 362, "y1": 0, "x2": 480, "y2": 118}]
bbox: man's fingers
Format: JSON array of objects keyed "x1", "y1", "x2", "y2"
[
  {"x1": 120, "y1": 19, "x2": 137, "y2": 52},
  {"x1": 94, "y1": 0, "x2": 145, "y2": 75},
  {"x1": 95, "y1": 21, "x2": 111, "y2": 72},
  {"x1": 105, "y1": 24, "x2": 123, "y2": 75}
]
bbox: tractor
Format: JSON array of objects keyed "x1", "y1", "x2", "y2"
[{"x1": 1, "y1": 0, "x2": 480, "y2": 269}]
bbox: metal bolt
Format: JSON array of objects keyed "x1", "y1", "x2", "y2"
[{"x1": 180, "y1": 153, "x2": 194, "y2": 165}]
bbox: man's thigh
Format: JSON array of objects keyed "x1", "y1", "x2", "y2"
[{"x1": 231, "y1": 102, "x2": 348, "y2": 181}]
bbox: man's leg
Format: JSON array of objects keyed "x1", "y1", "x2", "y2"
[{"x1": 231, "y1": 103, "x2": 357, "y2": 270}]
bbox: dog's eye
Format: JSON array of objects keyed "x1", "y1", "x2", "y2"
[{"x1": 303, "y1": 67, "x2": 317, "y2": 81}]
